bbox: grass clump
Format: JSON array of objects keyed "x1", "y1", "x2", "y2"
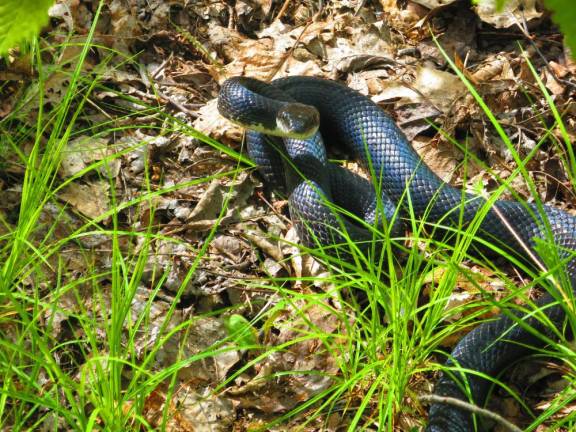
[{"x1": 0, "y1": 7, "x2": 575, "y2": 432}]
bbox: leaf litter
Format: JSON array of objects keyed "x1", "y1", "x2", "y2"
[{"x1": 1, "y1": 0, "x2": 576, "y2": 430}]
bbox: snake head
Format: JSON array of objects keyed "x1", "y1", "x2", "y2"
[{"x1": 277, "y1": 102, "x2": 320, "y2": 139}]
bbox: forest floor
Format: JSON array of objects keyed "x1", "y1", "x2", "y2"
[{"x1": 1, "y1": 0, "x2": 576, "y2": 431}]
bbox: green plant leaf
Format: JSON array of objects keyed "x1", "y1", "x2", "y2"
[
  {"x1": 544, "y1": 0, "x2": 576, "y2": 57},
  {"x1": 471, "y1": 0, "x2": 508, "y2": 12},
  {"x1": 0, "y1": 0, "x2": 55, "y2": 55},
  {"x1": 224, "y1": 314, "x2": 258, "y2": 348}
]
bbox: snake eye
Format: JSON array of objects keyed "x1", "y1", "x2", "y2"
[{"x1": 277, "y1": 103, "x2": 320, "y2": 139}]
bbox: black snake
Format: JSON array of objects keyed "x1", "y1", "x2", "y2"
[{"x1": 217, "y1": 75, "x2": 576, "y2": 431}]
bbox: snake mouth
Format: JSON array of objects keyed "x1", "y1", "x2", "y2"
[{"x1": 276, "y1": 103, "x2": 320, "y2": 139}]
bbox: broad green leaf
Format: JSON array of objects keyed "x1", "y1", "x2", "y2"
[
  {"x1": 224, "y1": 314, "x2": 258, "y2": 348},
  {"x1": 544, "y1": 0, "x2": 576, "y2": 58},
  {"x1": 0, "y1": 0, "x2": 55, "y2": 55}
]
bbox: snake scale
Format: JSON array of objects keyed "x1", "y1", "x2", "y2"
[{"x1": 217, "y1": 75, "x2": 576, "y2": 431}]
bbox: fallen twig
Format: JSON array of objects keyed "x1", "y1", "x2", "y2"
[{"x1": 419, "y1": 394, "x2": 523, "y2": 432}]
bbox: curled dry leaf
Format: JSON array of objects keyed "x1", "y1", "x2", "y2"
[
  {"x1": 373, "y1": 66, "x2": 467, "y2": 115},
  {"x1": 211, "y1": 234, "x2": 250, "y2": 263},
  {"x1": 471, "y1": 54, "x2": 516, "y2": 83},
  {"x1": 394, "y1": 103, "x2": 443, "y2": 140},
  {"x1": 326, "y1": 17, "x2": 394, "y2": 75},
  {"x1": 543, "y1": 68, "x2": 566, "y2": 96}
]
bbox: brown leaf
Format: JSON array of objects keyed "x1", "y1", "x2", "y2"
[
  {"x1": 208, "y1": 26, "x2": 282, "y2": 80},
  {"x1": 412, "y1": 67, "x2": 468, "y2": 113},
  {"x1": 186, "y1": 175, "x2": 255, "y2": 232},
  {"x1": 474, "y1": 0, "x2": 542, "y2": 29},
  {"x1": 228, "y1": 302, "x2": 345, "y2": 412},
  {"x1": 59, "y1": 136, "x2": 119, "y2": 178},
  {"x1": 58, "y1": 181, "x2": 110, "y2": 219}
]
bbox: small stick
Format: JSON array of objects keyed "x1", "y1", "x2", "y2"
[
  {"x1": 273, "y1": 0, "x2": 292, "y2": 23},
  {"x1": 419, "y1": 394, "x2": 523, "y2": 432}
]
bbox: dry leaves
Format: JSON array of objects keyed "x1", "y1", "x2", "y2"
[
  {"x1": 59, "y1": 181, "x2": 110, "y2": 219},
  {"x1": 2, "y1": 0, "x2": 576, "y2": 430},
  {"x1": 227, "y1": 302, "x2": 345, "y2": 413}
]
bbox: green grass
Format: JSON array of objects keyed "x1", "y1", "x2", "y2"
[
  {"x1": 1, "y1": 9, "x2": 576, "y2": 432},
  {"x1": 0, "y1": 5, "x2": 247, "y2": 431}
]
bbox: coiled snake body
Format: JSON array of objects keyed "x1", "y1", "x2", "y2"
[{"x1": 218, "y1": 76, "x2": 576, "y2": 431}]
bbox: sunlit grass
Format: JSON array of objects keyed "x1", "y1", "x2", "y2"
[
  {"x1": 0, "y1": 9, "x2": 575, "y2": 432},
  {"x1": 0, "y1": 5, "x2": 247, "y2": 432}
]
